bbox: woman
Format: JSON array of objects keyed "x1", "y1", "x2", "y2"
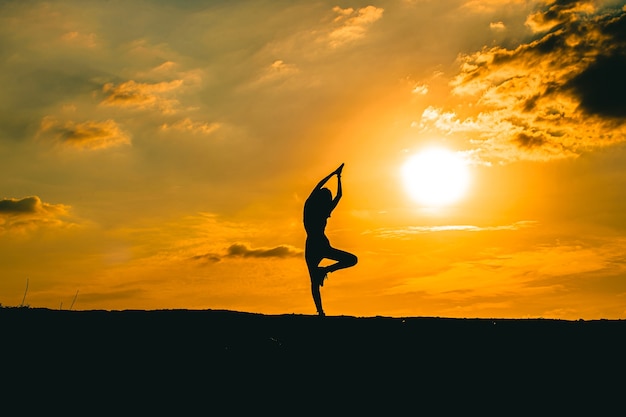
[{"x1": 304, "y1": 163, "x2": 358, "y2": 316}]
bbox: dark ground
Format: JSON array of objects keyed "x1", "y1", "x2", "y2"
[{"x1": 2, "y1": 307, "x2": 625, "y2": 414}]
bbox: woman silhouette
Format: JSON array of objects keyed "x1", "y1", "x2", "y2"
[{"x1": 304, "y1": 163, "x2": 358, "y2": 316}]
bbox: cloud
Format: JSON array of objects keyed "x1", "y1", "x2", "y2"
[
  {"x1": 0, "y1": 196, "x2": 46, "y2": 214},
  {"x1": 367, "y1": 221, "x2": 538, "y2": 239},
  {"x1": 38, "y1": 117, "x2": 131, "y2": 150},
  {"x1": 423, "y1": 2, "x2": 626, "y2": 163},
  {"x1": 490, "y1": 21, "x2": 506, "y2": 31},
  {"x1": 160, "y1": 118, "x2": 221, "y2": 135},
  {"x1": 249, "y1": 60, "x2": 300, "y2": 88},
  {"x1": 412, "y1": 84, "x2": 429, "y2": 95},
  {"x1": 328, "y1": 5, "x2": 384, "y2": 48},
  {"x1": 100, "y1": 79, "x2": 184, "y2": 114},
  {"x1": 226, "y1": 243, "x2": 303, "y2": 258},
  {"x1": 137, "y1": 61, "x2": 179, "y2": 78},
  {"x1": 566, "y1": 53, "x2": 626, "y2": 119},
  {"x1": 191, "y1": 242, "x2": 303, "y2": 263},
  {"x1": 462, "y1": 0, "x2": 530, "y2": 14},
  {"x1": 0, "y1": 196, "x2": 73, "y2": 233},
  {"x1": 190, "y1": 252, "x2": 222, "y2": 263},
  {"x1": 525, "y1": 0, "x2": 597, "y2": 33},
  {"x1": 60, "y1": 31, "x2": 98, "y2": 48},
  {"x1": 98, "y1": 63, "x2": 203, "y2": 119}
]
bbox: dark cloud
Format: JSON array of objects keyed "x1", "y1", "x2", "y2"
[
  {"x1": 0, "y1": 196, "x2": 72, "y2": 233},
  {"x1": 0, "y1": 196, "x2": 42, "y2": 214},
  {"x1": 535, "y1": 5, "x2": 626, "y2": 119},
  {"x1": 226, "y1": 243, "x2": 303, "y2": 258},
  {"x1": 567, "y1": 53, "x2": 626, "y2": 119},
  {"x1": 191, "y1": 242, "x2": 303, "y2": 264},
  {"x1": 526, "y1": 3, "x2": 626, "y2": 108},
  {"x1": 0, "y1": 196, "x2": 69, "y2": 216},
  {"x1": 514, "y1": 132, "x2": 548, "y2": 148},
  {"x1": 190, "y1": 253, "x2": 221, "y2": 263}
]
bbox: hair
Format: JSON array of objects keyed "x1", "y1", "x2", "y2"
[{"x1": 312, "y1": 187, "x2": 332, "y2": 209}]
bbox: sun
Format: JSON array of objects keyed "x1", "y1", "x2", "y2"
[{"x1": 401, "y1": 147, "x2": 471, "y2": 207}]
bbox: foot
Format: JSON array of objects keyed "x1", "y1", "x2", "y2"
[{"x1": 316, "y1": 266, "x2": 328, "y2": 287}]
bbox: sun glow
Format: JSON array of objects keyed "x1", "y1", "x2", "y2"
[{"x1": 401, "y1": 148, "x2": 471, "y2": 207}]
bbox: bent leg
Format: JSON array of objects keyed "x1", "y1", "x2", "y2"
[{"x1": 324, "y1": 247, "x2": 358, "y2": 274}]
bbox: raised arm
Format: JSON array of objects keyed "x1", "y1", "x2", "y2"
[
  {"x1": 330, "y1": 170, "x2": 342, "y2": 212},
  {"x1": 310, "y1": 163, "x2": 345, "y2": 196},
  {"x1": 311, "y1": 171, "x2": 335, "y2": 194}
]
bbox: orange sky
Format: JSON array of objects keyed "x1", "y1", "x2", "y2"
[{"x1": 1, "y1": 0, "x2": 626, "y2": 319}]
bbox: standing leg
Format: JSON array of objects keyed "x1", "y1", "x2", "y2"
[
  {"x1": 305, "y1": 251, "x2": 325, "y2": 316},
  {"x1": 310, "y1": 281, "x2": 324, "y2": 316}
]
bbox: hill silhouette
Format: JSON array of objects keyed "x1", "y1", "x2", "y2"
[{"x1": 3, "y1": 307, "x2": 624, "y2": 414}]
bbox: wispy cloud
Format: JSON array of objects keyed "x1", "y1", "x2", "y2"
[
  {"x1": 489, "y1": 21, "x2": 506, "y2": 31},
  {"x1": 367, "y1": 221, "x2": 538, "y2": 239},
  {"x1": 385, "y1": 234, "x2": 626, "y2": 318},
  {"x1": 60, "y1": 31, "x2": 98, "y2": 48},
  {"x1": 255, "y1": 60, "x2": 300, "y2": 86},
  {"x1": 327, "y1": 5, "x2": 384, "y2": 48},
  {"x1": 412, "y1": 84, "x2": 429, "y2": 95},
  {"x1": 160, "y1": 118, "x2": 221, "y2": 135},
  {"x1": 462, "y1": 0, "x2": 530, "y2": 14}
]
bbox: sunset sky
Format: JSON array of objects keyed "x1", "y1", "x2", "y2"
[{"x1": 2, "y1": 0, "x2": 626, "y2": 319}]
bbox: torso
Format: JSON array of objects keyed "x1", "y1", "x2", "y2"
[{"x1": 303, "y1": 198, "x2": 329, "y2": 238}]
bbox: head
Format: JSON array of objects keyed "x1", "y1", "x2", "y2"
[{"x1": 313, "y1": 187, "x2": 332, "y2": 208}]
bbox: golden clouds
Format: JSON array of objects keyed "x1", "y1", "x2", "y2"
[
  {"x1": 525, "y1": 0, "x2": 597, "y2": 33},
  {"x1": 38, "y1": 117, "x2": 131, "y2": 150},
  {"x1": 421, "y1": 2, "x2": 626, "y2": 163},
  {"x1": 97, "y1": 63, "x2": 207, "y2": 137},
  {"x1": 328, "y1": 5, "x2": 384, "y2": 48}
]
